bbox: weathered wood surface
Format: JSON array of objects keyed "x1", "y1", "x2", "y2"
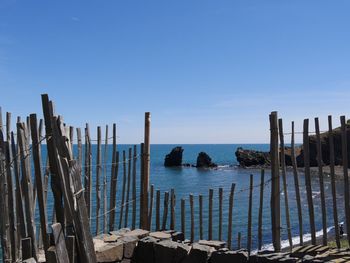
[
  {"x1": 132, "y1": 144, "x2": 137, "y2": 230},
  {"x1": 109, "y1": 123, "x2": 118, "y2": 232},
  {"x1": 96, "y1": 126, "x2": 102, "y2": 235},
  {"x1": 156, "y1": 189, "x2": 161, "y2": 231},
  {"x1": 258, "y1": 169, "x2": 264, "y2": 250},
  {"x1": 227, "y1": 183, "x2": 235, "y2": 250},
  {"x1": 162, "y1": 191, "x2": 169, "y2": 230},
  {"x1": 142, "y1": 113, "x2": 151, "y2": 229}
]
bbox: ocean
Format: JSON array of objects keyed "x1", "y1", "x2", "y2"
[{"x1": 1, "y1": 144, "x2": 347, "y2": 260}]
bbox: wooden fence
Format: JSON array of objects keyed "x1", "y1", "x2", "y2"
[{"x1": 0, "y1": 95, "x2": 349, "y2": 262}]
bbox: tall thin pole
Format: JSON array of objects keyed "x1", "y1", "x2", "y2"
[{"x1": 142, "y1": 112, "x2": 151, "y2": 229}]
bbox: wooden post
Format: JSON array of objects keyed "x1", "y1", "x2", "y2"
[
  {"x1": 208, "y1": 189, "x2": 213, "y2": 240},
  {"x1": 41, "y1": 94, "x2": 64, "y2": 227},
  {"x1": 21, "y1": 237, "x2": 32, "y2": 260},
  {"x1": 17, "y1": 122, "x2": 37, "y2": 259},
  {"x1": 66, "y1": 236, "x2": 76, "y2": 263},
  {"x1": 303, "y1": 118, "x2": 316, "y2": 244},
  {"x1": 124, "y1": 148, "x2": 132, "y2": 228},
  {"x1": 148, "y1": 185, "x2": 154, "y2": 230},
  {"x1": 258, "y1": 169, "x2": 265, "y2": 251},
  {"x1": 170, "y1": 189, "x2": 176, "y2": 230},
  {"x1": 69, "y1": 126, "x2": 74, "y2": 156},
  {"x1": 315, "y1": 117, "x2": 327, "y2": 245},
  {"x1": 328, "y1": 116, "x2": 340, "y2": 248},
  {"x1": 227, "y1": 183, "x2": 235, "y2": 250},
  {"x1": 218, "y1": 187, "x2": 223, "y2": 241},
  {"x1": 340, "y1": 116, "x2": 350, "y2": 247},
  {"x1": 291, "y1": 121, "x2": 303, "y2": 245},
  {"x1": 269, "y1": 111, "x2": 280, "y2": 251},
  {"x1": 132, "y1": 145, "x2": 137, "y2": 230},
  {"x1": 76, "y1": 128, "x2": 82, "y2": 168},
  {"x1": 247, "y1": 174, "x2": 253, "y2": 255},
  {"x1": 278, "y1": 118, "x2": 292, "y2": 249},
  {"x1": 108, "y1": 124, "x2": 117, "y2": 232},
  {"x1": 119, "y1": 150, "x2": 127, "y2": 229},
  {"x1": 30, "y1": 114, "x2": 49, "y2": 252},
  {"x1": 142, "y1": 112, "x2": 151, "y2": 229},
  {"x1": 181, "y1": 198, "x2": 185, "y2": 238},
  {"x1": 156, "y1": 190, "x2": 161, "y2": 231},
  {"x1": 52, "y1": 223, "x2": 69, "y2": 263},
  {"x1": 162, "y1": 191, "x2": 169, "y2": 230},
  {"x1": 103, "y1": 125, "x2": 108, "y2": 233},
  {"x1": 96, "y1": 126, "x2": 102, "y2": 235},
  {"x1": 237, "y1": 232, "x2": 241, "y2": 250},
  {"x1": 84, "y1": 124, "x2": 92, "y2": 220},
  {"x1": 190, "y1": 194, "x2": 194, "y2": 242},
  {"x1": 139, "y1": 143, "x2": 144, "y2": 229},
  {"x1": 199, "y1": 194, "x2": 203, "y2": 240}
]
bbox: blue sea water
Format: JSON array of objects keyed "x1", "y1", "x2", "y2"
[{"x1": 1, "y1": 144, "x2": 347, "y2": 260}]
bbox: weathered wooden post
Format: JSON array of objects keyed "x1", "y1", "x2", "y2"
[
  {"x1": 108, "y1": 124, "x2": 118, "y2": 232},
  {"x1": 181, "y1": 198, "x2": 185, "y2": 238},
  {"x1": 170, "y1": 189, "x2": 176, "y2": 230},
  {"x1": 190, "y1": 194, "x2": 194, "y2": 242},
  {"x1": 148, "y1": 185, "x2": 154, "y2": 230},
  {"x1": 142, "y1": 112, "x2": 151, "y2": 229},
  {"x1": 119, "y1": 150, "x2": 127, "y2": 229},
  {"x1": 103, "y1": 125, "x2": 108, "y2": 233},
  {"x1": 96, "y1": 126, "x2": 102, "y2": 235},
  {"x1": 199, "y1": 194, "x2": 203, "y2": 240},
  {"x1": 227, "y1": 183, "x2": 235, "y2": 250},
  {"x1": 208, "y1": 189, "x2": 213, "y2": 240},
  {"x1": 258, "y1": 169, "x2": 265, "y2": 250},
  {"x1": 124, "y1": 148, "x2": 132, "y2": 227},
  {"x1": 218, "y1": 188, "x2": 223, "y2": 241},
  {"x1": 132, "y1": 145, "x2": 137, "y2": 230},
  {"x1": 269, "y1": 111, "x2": 280, "y2": 251},
  {"x1": 247, "y1": 174, "x2": 253, "y2": 255},
  {"x1": 156, "y1": 190, "x2": 160, "y2": 231},
  {"x1": 162, "y1": 192, "x2": 169, "y2": 230}
]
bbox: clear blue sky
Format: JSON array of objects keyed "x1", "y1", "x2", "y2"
[{"x1": 1, "y1": 0, "x2": 349, "y2": 143}]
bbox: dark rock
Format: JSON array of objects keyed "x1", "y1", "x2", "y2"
[
  {"x1": 164, "y1": 147, "x2": 184, "y2": 167},
  {"x1": 131, "y1": 236, "x2": 157, "y2": 263},
  {"x1": 183, "y1": 243, "x2": 212, "y2": 263},
  {"x1": 209, "y1": 249, "x2": 248, "y2": 263},
  {"x1": 154, "y1": 240, "x2": 177, "y2": 263},
  {"x1": 174, "y1": 243, "x2": 191, "y2": 263},
  {"x1": 171, "y1": 231, "x2": 185, "y2": 242},
  {"x1": 235, "y1": 147, "x2": 271, "y2": 167},
  {"x1": 196, "y1": 152, "x2": 217, "y2": 168}
]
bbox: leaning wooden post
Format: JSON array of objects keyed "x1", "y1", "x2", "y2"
[
  {"x1": 132, "y1": 145, "x2": 137, "y2": 230},
  {"x1": 199, "y1": 194, "x2": 203, "y2": 240},
  {"x1": 156, "y1": 190, "x2": 160, "y2": 231},
  {"x1": 148, "y1": 185, "x2": 154, "y2": 230},
  {"x1": 103, "y1": 125, "x2": 108, "y2": 233},
  {"x1": 181, "y1": 198, "x2": 185, "y2": 238},
  {"x1": 84, "y1": 124, "x2": 92, "y2": 221},
  {"x1": 190, "y1": 194, "x2": 194, "y2": 242},
  {"x1": 258, "y1": 169, "x2": 265, "y2": 250},
  {"x1": 76, "y1": 128, "x2": 82, "y2": 169},
  {"x1": 170, "y1": 188, "x2": 176, "y2": 230},
  {"x1": 142, "y1": 112, "x2": 151, "y2": 229},
  {"x1": 218, "y1": 188, "x2": 223, "y2": 241},
  {"x1": 340, "y1": 116, "x2": 350, "y2": 247},
  {"x1": 328, "y1": 116, "x2": 340, "y2": 248},
  {"x1": 315, "y1": 117, "x2": 327, "y2": 245},
  {"x1": 247, "y1": 174, "x2": 253, "y2": 255},
  {"x1": 269, "y1": 111, "x2": 280, "y2": 251},
  {"x1": 227, "y1": 183, "x2": 235, "y2": 250},
  {"x1": 95, "y1": 126, "x2": 102, "y2": 235},
  {"x1": 162, "y1": 191, "x2": 169, "y2": 230},
  {"x1": 119, "y1": 150, "x2": 127, "y2": 229},
  {"x1": 208, "y1": 189, "x2": 213, "y2": 240},
  {"x1": 108, "y1": 124, "x2": 118, "y2": 232},
  {"x1": 278, "y1": 118, "x2": 292, "y2": 249},
  {"x1": 124, "y1": 148, "x2": 132, "y2": 228},
  {"x1": 30, "y1": 114, "x2": 49, "y2": 253},
  {"x1": 303, "y1": 118, "x2": 316, "y2": 244},
  {"x1": 291, "y1": 121, "x2": 303, "y2": 245}
]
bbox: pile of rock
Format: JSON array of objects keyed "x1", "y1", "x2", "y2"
[{"x1": 164, "y1": 147, "x2": 217, "y2": 168}]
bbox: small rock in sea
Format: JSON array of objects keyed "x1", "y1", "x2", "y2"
[
  {"x1": 164, "y1": 146, "x2": 184, "y2": 167},
  {"x1": 196, "y1": 152, "x2": 217, "y2": 168}
]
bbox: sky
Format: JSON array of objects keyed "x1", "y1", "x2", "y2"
[{"x1": 0, "y1": 0, "x2": 350, "y2": 144}]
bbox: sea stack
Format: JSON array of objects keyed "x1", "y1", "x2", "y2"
[
  {"x1": 164, "y1": 146, "x2": 184, "y2": 167},
  {"x1": 196, "y1": 152, "x2": 217, "y2": 168}
]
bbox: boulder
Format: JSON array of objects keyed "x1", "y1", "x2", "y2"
[
  {"x1": 235, "y1": 147, "x2": 271, "y2": 167},
  {"x1": 196, "y1": 152, "x2": 217, "y2": 168},
  {"x1": 209, "y1": 248, "x2": 248, "y2": 263},
  {"x1": 164, "y1": 147, "x2": 184, "y2": 167},
  {"x1": 183, "y1": 243, "x2": 213, "y2": 263},
  {"x1": 95, "y1": 241, "x2": 124, "y2": 262},
  {"x1": 131, "y1": 236, "x2": 158, "y2": 263}
]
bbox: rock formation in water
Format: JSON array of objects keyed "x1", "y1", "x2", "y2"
[
  {"x1": 196, "y1": 152, "x2": 217, "y2": 168},
  {"x1": 164, "y1": 146, "x2": 184, "y2": 167}
]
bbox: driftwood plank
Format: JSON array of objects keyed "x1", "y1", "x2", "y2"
[{"x1": 52, "y1": 223, "x2": 69, "y2": 263}]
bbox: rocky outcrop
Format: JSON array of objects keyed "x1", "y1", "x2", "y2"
[
  {"x1": 196, "y1": 152, "x2": 217, "y2": 168},
  {"x1": 235, "y1": 148, "x2": 271, "y2": 167},
  {"x1": 164, "y1": 147, "x2": 184, "y2": 167}
]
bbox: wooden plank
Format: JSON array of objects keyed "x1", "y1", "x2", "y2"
[
  {"x1": 156, "y1": 190, "x2": 160, "y2": 231},
  {"x1": 66, "y1": 235, "x2": 76, "y2": 263},
  {"x1": 278, "y1": 118, "x2": 292, "y2": 249},
  {"x1": 227, "y1": 183, "x2": 235, "y2": 250},
  {"x1": 124, "y1": 147, "x2": 132, "y2": 228},
  {"x1": 69, "y1": 126, "x2": 74, "y2": 157},
  {"x1": 162, "y1": 191, "x2": 169, "y2": 230},
  {"x1": 148, "y1": 184, "x2": 154, "y2": 230},
  {"x1": 218, "y1": 187, "x2": 223, "y2": 241},
  {"x1": 96, "y1": 126, "x2": 102, "y2": 235},
  {"x1": 108, "y1": 123, "x2": 117, "y2": 232},
  {"x1": 30, "y1": 114, "x2": 49, "y2": 252},
  {"x1": 46, "y1": 246, "x2": 58, "y2": 263},
  {"x1": 84, "y1": 124, "x2": 92, "y2": 220},
  {"x1": 119, "y1": 150, "x2": 127, "y2": 229},
  {"x1": 315, "y1": 117, "x2": 327, "y2": 245},
  {"x1": 199, "y1": 194, "x2": 203, "y2": 240},
  {"x1": 142, "y1": 112, "x2": 151, "y2": 229},
  {"x1": 103, "y1": 125, "x2": 108, "y2": 233},
  {"x1": 17, "y1": 122, "x2": 37, "y2": 259},
  {"x1": 190, "y1": 194, "x2": 194, "y2": 242},
  {"x1": 5, "y1": 112, "x2": 10, "y2": 142},
  {"x1": 181, "y1": 198, "x2": 185, "y2": 238},
  {"x1": 51, "y1": 223, "x2": 69, "y2": 263},
  {"x1": 247, "y1": 174, "x2": 253, "y2": 255},
  {"x1": 132, "y1": 145, "x2": 137, "y2": 230},
  {"x1": 340, "y1": 115, "x2": 350, "y2": 247},
  {"x1": 41, "y1": 94, "x2": 64, "y2": 227},
  {"x1": 170, "y1": 188, "x2": 175, "y2": 230},
  {"x1": 328, "y1": 115, "x2": 340, "y2": 248},
  {"x1": 21, "y1": 237, "x2": 32, "y2": 260},
  {"x1": 269, "y1": 111, "x2": 281, "y2": 251},
  {"x1": 291, "y1": 121, "x2": 303, "y2": 245},
  {"x1": 76, "y1": 128, "x2": 82, "y2": 168},
  {"x1": 303, "y1": 118, "x2": 316, "y2": 245},
  {"x1": 258, "y1": 169, "x2": 265, "y2": 250},
  {"x1": 208, "y1": 189, "x2": 213, "y2": 240}
]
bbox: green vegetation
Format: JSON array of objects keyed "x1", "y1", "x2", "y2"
[{"x1": 328, "y1": 238, "x2": 349, "y2": 249}]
